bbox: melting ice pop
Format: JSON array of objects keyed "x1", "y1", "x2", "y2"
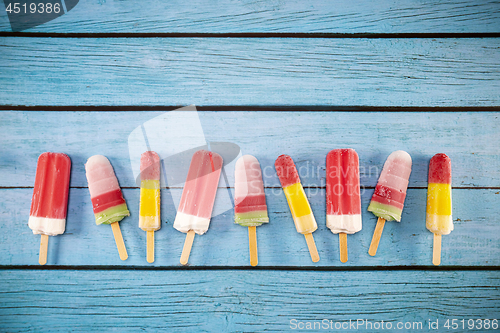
[
  {"x1": 275, "y1": 155, "x2": 319, "y2": 263},
  {"x1": 139, "y1": 151, "x2": 161, "y2": 263},
  {"x1": 234, "y1": 155, "x2": 269, "y2": 266},
  {"x1": 85, "y1": 155, "x2": 130, "y2": 260},
  {"x1": 326, "y1": 149, "x2": 362, "y2": 263},
  {"x1": 174, "y1": 150, "x2": 223, "y2": 265},
  {"x1": 426, "y1": 153, "x2": 452, "y2": 266},
  {"x1": 29, "y1": 152, "x2": 71, "y2": 265},
  {"x1": 367, "y1": 151, "x2": 412, "y2": 256}
]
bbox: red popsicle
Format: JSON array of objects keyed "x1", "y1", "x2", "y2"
[
  {"x1": 326, "y1": 149, "x2": 362, "y2": 263},
  {"x1": 29, "y1": 152, "x2": 71, "y2": 265}
]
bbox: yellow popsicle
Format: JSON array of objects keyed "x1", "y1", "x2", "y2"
[
  {"x1": 426, "y1": 183, "x2": 453, "y2": 235},
  {"x1": 139, "y1": 179, "x2": 161, "y2": 231},
  {"x1": 283, "y1": 182, "x2": 317, "y2": 234}
]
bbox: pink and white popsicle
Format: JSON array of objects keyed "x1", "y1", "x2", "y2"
[
  {"x1": 173, "y1": 150, "x2": 223, "y2": 265},
  {"x1": 368, "y1": 151, "x2": 412, "y2": 256},
  {"x1": 234, "y1": 155, "x2": 269, "y2": 266},
  {"x1": 85, "y1": 155, "x2": 130, "y2": 260}
]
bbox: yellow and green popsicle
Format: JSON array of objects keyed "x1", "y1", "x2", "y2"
[{"x1": 426, "y1": 153, "x2": 453, "y2": 266}]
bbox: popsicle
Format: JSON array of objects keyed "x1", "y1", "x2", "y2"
[
  {"x1": 275, "y1": 155, "x2": 319, "y2": 263},
  {"x1": 173, "y1": 150, "x2": 223, "y2": 265},
  {"x1": 234, "y1": 155, "x2": 269, "y2": 266},
  {"x1": 326, "y1": 149, "x2": 362, "y2": 263},
  {"x1": 367, "y1": 151, "x2": 412, "y2": 256},
  {"x1": 85, "y1": 155, "x2": 130, "y2": 260},
  {"x1": 29, "y1": 152, "x2": 71, "y2": 265},
  {"x1": 426, "y1": 153, "x2": 453, "y2": 266},
  {"x1": 139, "y1": 151, "x2": 161, "y2": 263}
]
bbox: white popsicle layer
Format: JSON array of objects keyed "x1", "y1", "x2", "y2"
[
  {"x1": 173, "y1": 211, "x2": 210, "y2": 235},
  {"x1": 28, "y1": 217, "x2": 66, "y2": 236},
  {"x1": 326, "y1": 215, "x2": 362, "y2": 234}
]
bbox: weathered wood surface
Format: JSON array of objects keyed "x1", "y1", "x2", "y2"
[
  {"x1": 1, "y1": 0, "x2": 499, "y2": 330},
  {"x1": 1, "y1": 38, "x2": 499, "y2": 106},
  {"x1": 1, "y1": 111, "x2": 499, "y2": 188},
  {"x1": 0, "y1": 0, "x2": 499, "y2": 33},
  {"x1": 0, "y1": 270, "x2": 498, "y2": 332},
  {"x1": 2, "y1": 187, "x2": 498, "y2": 267}
]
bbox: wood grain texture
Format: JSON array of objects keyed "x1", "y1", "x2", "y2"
[
  {"x1": 0, "y1": 0, "x2": 499, "y2": 33},
  {"x1": 0, "y1": 270, "x2": 498, "y2": 332},
  {"x1": 1, "y1": 111, "x2": 499, "y2": 188},
  {"x1": 2, "y1": 187, "x2": 498, "y2": 267},
  {"x1": 1, "y1": 38, "x2": 499, "y2": 106}
]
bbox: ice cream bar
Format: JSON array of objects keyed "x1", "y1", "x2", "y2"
[
  {"x1": 426, "y1": 153, "x2": 452, "y2": 266},
  {"x1": 275, "y1": 155, "x2": 317, "y2": 234},
  {"x1": 29, "y1": 152, "x2": 71, "y2": 265},
  {"x1": 234, "y1": 155, "x2": 269, "y2": 227},
  {"x1": 29, "y1": 152, "x2": 71, "y2": 236},
  {"x1": 234, "y1": 155, "x2": 268, "y2": 266},
  {"x1": 85, "y1": 155, "x2": 129, "y2": 260},
  {"x1": 368, "y1": 150, "x2": 412, "y2": 222},
  {"x1": 275, "y1": 155, "x2": 319, "y2": 262},
  {"x1": 426, "y1": 153, "x2": 453, "y2": 235},
  {"x1": 139, "y1": 151, "x2": 161, "y2": 263},
  {"x1": 326, "y1": 149, "x2": 361, "y2": 263},
  {"x1": 175, "y1": 150, "x2": 223, "y2": 265},
  {"x1": 139, "y1": 151, "x2": 161, "y2": 232},
  {"x1": 174, "y1": 150, "x2": 223, "y2": 235},
  {"x1": 86, "y1": 155, "x2": 130, "y2": 225},
  {"x1": 326, "y1": 149, "x2": 362, "y2": 234},
  {"x1": 367, "y1": 151, "x2": 412, "y2": 256}
]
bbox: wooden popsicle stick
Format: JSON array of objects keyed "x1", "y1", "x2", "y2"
[
  {"x1": 39, "y1": 234, "x2": 49, "y2": 265},
  {"x1": 304, "y1": 233, "x2": 320, "y2": 263},
  {"x1": 111, "y1": 222, "x2": 128, "y2": 261},
  {"x1": 180, "y1": 230, "x2": 195, "y2": 265},
  {"x1": 339, "y1": 233, "x2": 348, "y2": 263},
  {"x1": 248, "y1": 226, "x2": 258, "y2": 266},
  {"x1": 147, "y1": 231, "x2": 154, "y2": 263},
  {"x1": 433, "y1": 233, "x2": 442, "y2": 266},
  {"x1": 368, "y1": 217, "x2": 386, "y2": 256}
]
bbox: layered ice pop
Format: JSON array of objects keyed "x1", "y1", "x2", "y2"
[
  {"x1": 234, "y1": 155, "x2": 269, "y2": 266},
  {"x1": 86, "y1": 155, "x2": 130, "y2": 260},
  {"x1": 275, "y1": 155, "x2": 319, "y2": 262},
  {"x1": 29, "y1": 152, "x2": 71, "y2": 265},
  {"x1": 139, "y1": 151, "x2": 161, "y2": 263},
  {"x1": 174, "y1": 150, "x2": 223, "y2": 265},
  {"x1": 426, "y1": 153, "x2": 452, "y2": 265},
  {"x1": 326, "y1": 149, "x2": 361, "y2": 263},
  {"x1": 367, "y1": 151, "x2": 412, "y2": 256}
]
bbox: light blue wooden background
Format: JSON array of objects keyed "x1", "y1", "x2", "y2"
[{"x1": 1, "y1": 1, "x2": 499, "y2": 332}]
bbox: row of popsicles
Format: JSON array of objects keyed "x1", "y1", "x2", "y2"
[{"x1": 28, "y1": 150, "x2": 452, "y2": 266}]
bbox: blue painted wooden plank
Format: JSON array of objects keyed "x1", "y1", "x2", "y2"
[
  {"x1": 0, "y1": 0, "x2": 499, "y2": 33},
  {"x1": 0, "y1": 269, "x2": 498, "y2": 332},
  {"x1": 1, "y1": 188, "x2": 498, "y2": 266},
  {"x1": 1, "y1": 38, "x2": 499, "y2": 106},
  {"x1": 1, "y1": 111, "x2": 499, "y2": 188}
]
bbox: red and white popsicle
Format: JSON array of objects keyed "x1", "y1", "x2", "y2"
[
  {"x1": 326, "y1": 149, "x2": 362, "y2": 263},
  {"x1": 29, "y1": 152, "x2": 71, "y2": 265},
  {"x1": 173, "y1": 150, "x2": 223, "y2": 265}
]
